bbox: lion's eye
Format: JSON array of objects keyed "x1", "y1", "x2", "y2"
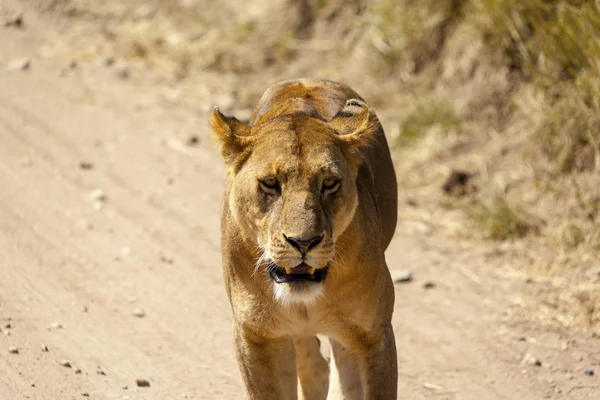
[
  {"x1": 259, "y1": 177, "x2": 280, "y2": 193},
  {"x1": 322, "y1": 178, "x2": 340, "y2": 194}
]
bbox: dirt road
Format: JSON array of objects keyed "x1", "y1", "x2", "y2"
[{"x1": 1, "y1": 5, "x2": 598, "y2": 399}]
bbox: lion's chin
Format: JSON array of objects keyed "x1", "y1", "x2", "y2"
[{"x1": 273, "y1": 280, "x2": 325, "y2": 306}]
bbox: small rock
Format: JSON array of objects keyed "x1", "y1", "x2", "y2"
[
  {"x1": 3, "y1": 330, "x2": 10, "y2": 336},
  {"x1": 122, "y1": 386, "x2": 128, "y2": 390},
  {"x1": 521, "y1": 352, "x2": 542, "y2": 367},
  {"x1": 59, "y1": 360, "x2": 72, "y2": 368},
  {"x1": 392, "y1": 269, "x2": 413, "y2": 283},
  {"x1": 186, "y1": 136, "x2": 200, "y2": 146},
  {"x1": 423, "y1": 382, "x2": 443, "y2": 390},
  {"x1": 79, "y1": 161, "x2": 94, "y2": 170},
  {"x1": 20, "y1": 157, "x2": 32, "y2": 167},
  {"x1": 584, "y1": 369, "x2": 594, "y2": 376},
  {"x1": 160, "y1": 255, "x2": 174, "y2": 264},
  {"x1": 81, "y1": 392, "x2": 89, "y2": 397},
  {"x1": 116, "y1": 66, "x2": 130, "y2": 79},
  {"x1": 136, "y1": 379, "x2": 150, "y2": 387},
  {"x1": 75, "y1": 368, "x2": 82, "y2": 374},
  {"x1": 133, "y1": 4, "x2": 156, "y2": 20},
  {"x1": 41, "y1": 344, "x2": 49, "y2": 352},
  {"x1": 423, "y1": 281, "x2": 436, "y2": 289},
  {"x1": 30, "y1": 382, "x2": 35, "y2": 387},
  {"x1": 96, "y1": 369, "x2": 106, "y2": 376},
  {"x1": 7, "y1": 57, "x2": 31, "y2": 71},
  {"x1": 88, "y1": 189, "x2": 107, "y2": 203},
  {"x1": 50, "y1": 322, "x2": 63, "y2": 329},
  {"x1": 132, "y1": 308, "x2": 146, "y2": 318},
  {"x1": 9, "y1": 346, "x2": 19, "y2": 354},
  {"x1": 4, "y1": 13, "x2": 24, "y2": 28},
  {"x1": 5, "y1": 323, "x2": 11, "y2": 329}
]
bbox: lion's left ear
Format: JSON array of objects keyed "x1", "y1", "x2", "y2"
[
  {"x1": 209, "y1": 107, "x2": 252, "y2": 168},
  {"x1": 331, "y1": 99, "x2": 379, "y2": 160}
]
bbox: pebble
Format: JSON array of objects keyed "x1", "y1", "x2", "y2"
[
  {"x1": 4, "y1": 13, "x2": 24, "y2": 28},
  {"x1": 20, "y1": 157, "x2": 32, "y2": 167},
  {"x1": 50, "y1": 322, "x2": 63, "y2": 330},
  {"x1": 132, "y1": 308, "x2": 146, "y2": 318},
  {"x1": 521, "y1": 352, "x2": 542, "y2": 367},
  {"x1": 81, "y1": 392, "x2": 89, "y2": 397},
  {"x1": 584, "y1": 369, "x2": 594, "y2": 376},
  {"x1": 88, "y1": 189, "x2": 107, "y2": 203},
  {"x1": 186, "y1": 136, "x2": 200, "y2": 146},
  {"x1": 7, "y1": 57, "x2": 31, "y2": 71},
  {"x1": 9, "y1": 346, "x2": 19, "y2": 354},
  {"x1": 116, "y1": 66, "x2": 131, "y2": 79},
  {"x1": 423, "y1": 281, "x2": 436, "y2": 289},
  {"x1": 75, "y1": 369, "x2": 82, "y2": 374},
  {"x1": 41, "y1": 344, "x2": 49, "y2": 352},
  {"x1": 136, "y1": 379, "x2": 150, "y2": 387},
  {"x1": 392, "y1": 269, "x2": 413, "y2": 283},
  {"x1": 59, "y1": 360, "x2": 72, "y2": 368}
]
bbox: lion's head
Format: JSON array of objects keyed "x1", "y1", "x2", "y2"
[{"x1": 211, "y1": 98, "x2": 379, "y2": 304}]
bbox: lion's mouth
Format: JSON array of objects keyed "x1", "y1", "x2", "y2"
[{"x1": 268, "y1": 262, "x2": 328, "y2": 284}]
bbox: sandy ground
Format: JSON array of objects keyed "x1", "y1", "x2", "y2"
[{"x1": 1, "y1": 4, "x2": 599, "y2": 399}]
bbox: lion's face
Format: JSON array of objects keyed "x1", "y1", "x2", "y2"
[{"x1": 211, "y1": 100, "x2": 376, "y2": 304}]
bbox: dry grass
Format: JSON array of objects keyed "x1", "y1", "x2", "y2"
[
  {"x1": 466, "y1": 194, "x2": 538, "y2": 240},
  {"x1": 396, "y1": 96, "x2": 460, "y2": 147}
]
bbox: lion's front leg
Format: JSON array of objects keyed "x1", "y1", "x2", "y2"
[
  {"x1": 294, "y1": 336, "x2": 329, "y2": 400},
  {"x1": 358, "y1": 324, "x2": 397, "y2": 399},
  {"x1": 328, "y1": 324, "x2": 397, "y2": 400},
  {"x1": 233, "y1": 324, "x2": 298, "y2": 400}
]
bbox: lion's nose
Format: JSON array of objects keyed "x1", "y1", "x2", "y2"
[{"x1": 283, "y1": 234, "x2": 323, "y2": 256}]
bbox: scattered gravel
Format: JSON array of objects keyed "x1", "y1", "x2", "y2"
[
  {"x1": 136, "y1": 379, "x2": 150, "y2": 387},
  {"x1": 7, "y1": 57, "x2": 30, "y2": 71},
  {"x1": 521, "y1": 353, "x2": 542, "y2": 367},
  {"x1": 423, "y1": 281, "x2": 436, "y2": 289},
  {"x1": 132, "y1": 308, "x2": 146, "y2": 318},
  {"x1": 392, "y1": 269, "x2": 413, "y2": 283},
  {"x1": 3, "y1": 12, "x2": 24, "y2": 28}
]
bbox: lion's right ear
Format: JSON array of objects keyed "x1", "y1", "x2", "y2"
[{"x1": 209, "y1": 107, "x2": 252, "y2": 167}]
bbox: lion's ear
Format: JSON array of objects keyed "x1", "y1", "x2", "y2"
[
  {"x1": 210, "y1": 107, "x2": 252, "y2": 167},
  {"x1": 331, "y1": 99, "x2": 379, "y2": 160}
]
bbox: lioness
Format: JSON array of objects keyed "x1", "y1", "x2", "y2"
[{"x1": 210, "y1": 79, "x2": 398, "y2": 399}]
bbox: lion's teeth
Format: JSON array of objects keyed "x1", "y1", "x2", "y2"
[
  {"x1": 307, "y1": 267, "x2": 316, "y2": 274},
  {"x1": 285, "y1": 267, "x2": 293, "y2": 274}
]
